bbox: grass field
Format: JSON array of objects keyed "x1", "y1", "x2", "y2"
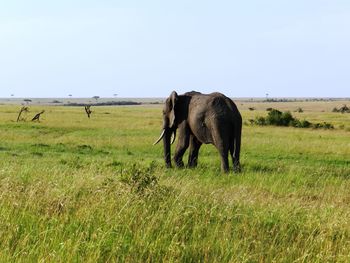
[{"x1": 0, "y1": 102, "x2": 349, "y2": 262}]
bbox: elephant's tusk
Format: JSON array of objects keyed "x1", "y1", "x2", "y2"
[
  {"x1": 170, "y1": 130, "x2": 176, "y2": 145},
  {"x1": 153, "y1": 129, "x2": 165, "y2": 145}
]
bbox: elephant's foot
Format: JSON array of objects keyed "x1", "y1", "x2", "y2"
[
  {"x1": 233, "y1": 160, "x2": 241, "y2": 173},
  {"x1": 174, "y1": 158, "x2": 185, "y2": 168},
  {"x1": 233, "y1": 165, "x2": 241, "y2": 173},
  {"x1": 187, "y1": 163, "x2": 197, "y2": 169},
  {"x1": 220, "y1": 159, "x2": 229, "y2": 173},
  {"x1": 187, "y1": 156, "x2": 198, "y2": 168}
]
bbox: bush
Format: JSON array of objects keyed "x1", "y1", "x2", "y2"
[
  {"x1": 251, "y1": 108, "x2": 334, "y2": 130},
  {"x1": 265, "y1": 109, "x2": 294, "y2": 126},
  {"x1": 292, "y1": 119, "x2": 311, "y2": 128},
  {"x1": 120, "y1": 164, "x2": 158, "y2": 195},
  {"x1": 254, "y1": 116, "x2": 266, "y2": 126},
  {"x1": 281, "y1": 111, "x2": 295, "y2": 126},
  {"x1": 312, "y1": 122, "x2": 334, "y2": 129},
  {"x1": 265, "y1": 109, "x2": 282, "y2": 125}
]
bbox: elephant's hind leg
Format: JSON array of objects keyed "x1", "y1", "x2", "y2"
[
  {"x1": 214, "y1": 140, "x2": 230, "y2": 173},
  {"x1": 188, "y1": 135, "x2": 202, "y2": 168},
  {"x1": 230, "y1": 141, "x2": 241, "y2": 173},
  {"x1": 212, "y1": 123, "x2": 230, "y2": 173},
  {"x1": 231, "y1": 125, "x2": 242, "y2": 173},
  {"x1": 219, "y1": 150, "x2": 229, "y2": 173}
]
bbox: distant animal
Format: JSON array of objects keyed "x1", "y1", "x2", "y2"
[
  {"x1": 154, "y1": 91, "x2": 242, "y2": 173},
  {"x1": 31, "y1": 110, "x2": 45, "y2": 122}
]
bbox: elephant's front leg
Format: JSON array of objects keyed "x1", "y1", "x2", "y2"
[
  {"x1": 188, "y1": 135, "x2": 202, "y2": 168},
  {"x1": 173, "y1": 123, "x2": 190, "y2": 168}
]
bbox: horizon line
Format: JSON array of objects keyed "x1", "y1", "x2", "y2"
[{"x1": 1, "y1": 96, "x2": 350, "y2": 99}]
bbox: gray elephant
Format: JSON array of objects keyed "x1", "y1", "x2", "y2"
[{"x1": 154, "y1": 91, "x2": 242, "y2": 173}]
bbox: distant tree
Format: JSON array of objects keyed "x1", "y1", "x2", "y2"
[
  {"x1": 85, "y1": 106, "x2": 92, "y2": 118},
  {"x1": 23, "y1": 99, "x2": 32, "y2": 104},
  {"x1": 92, "y1": 96, "x2": 100, "y2": 102},
  {"x1": 17, "y1": 106, "x2": 29, "y2": 122}
]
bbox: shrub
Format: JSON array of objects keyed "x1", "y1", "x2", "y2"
[
  {"x1": 312, "y1": 122, "x2": 334, "y2": 129},
  {"x1": 120, "y1": 164, "x2": 158, "y2": 195},
  {"x1": 252, "y1": 108, "x2": 334, "y2": 130},
  {"x1": 281, "y1": 111, "x2": 295, "y2": 126},
  {"x1": 254, "y1": 116, "x2": 266, "y2": 126},
  {"x1": 265, "y1": 109, "x2": 282, "y2": 125},
  {"x1": 292, "y1": 119, "x2": 311, "y2": 128},
  {"x1": 265, "y1": 109, "x2": 294, "y2": 126}
]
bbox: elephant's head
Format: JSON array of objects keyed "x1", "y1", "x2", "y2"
[{"x1": 154, "y1": 91, "x2": 179, "y2": 167}]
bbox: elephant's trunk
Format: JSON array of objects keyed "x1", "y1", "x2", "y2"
[{"x1": 163, "y1": 128, "x2": 172, "y2": 168}]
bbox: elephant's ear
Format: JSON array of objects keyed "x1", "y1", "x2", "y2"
[{"x1": 169, "y1": 91, "x2": 178, "y2": 128}]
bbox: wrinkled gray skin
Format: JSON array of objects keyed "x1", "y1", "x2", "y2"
[{"x1": 155, "y1": 91, "x2": 242, "y2": 173}]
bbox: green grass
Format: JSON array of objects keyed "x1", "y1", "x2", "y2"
[{"x1": 0, "y1": 105, "x2": 349, "y2": 262}]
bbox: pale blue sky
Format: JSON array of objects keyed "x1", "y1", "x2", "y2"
[{"x1": 1, "y1": 0, "x2": 349, "y2": 98}]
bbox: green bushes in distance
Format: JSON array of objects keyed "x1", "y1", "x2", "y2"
[{"x1": 251, "y1": 109, "x2": 334, "y2": 129}]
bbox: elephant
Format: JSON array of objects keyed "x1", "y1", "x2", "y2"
[{"x1": 154, "y1": 91, "x2": 242, "y2": 173}]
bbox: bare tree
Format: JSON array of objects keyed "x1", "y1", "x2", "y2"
[
  {"x1": 32, "y1": 110, "x2": 45, "y2": 122},
  {"x1": 84, "y1": 106, "x2": 92, "y2": 118},
  {"x1": 17, "y1": 106, "x2": 29, "y2": 122}
]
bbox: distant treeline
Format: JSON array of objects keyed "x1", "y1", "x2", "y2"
[
  {"x1": 264, "y1": 98, "x2": 349, "y2": 103},
  {"x1": 64, "y1": 101, "x2": 142, "y2": 106}
]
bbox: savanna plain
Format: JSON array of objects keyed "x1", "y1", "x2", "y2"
[{"x1": 0, "y1": 100, "x2": 349, "y2": 262}]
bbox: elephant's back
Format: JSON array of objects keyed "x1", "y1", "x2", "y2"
[
  {"x1": 188, "y1": 93, "x2": 237, "y2": 120},
  {"x1": 187, "y1": 94, "x2": 237, "y2": 144}
]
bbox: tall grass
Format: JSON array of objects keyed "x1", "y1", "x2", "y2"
[{"x1": 0, "y1": 105, "x2": 349, "y2": 262}]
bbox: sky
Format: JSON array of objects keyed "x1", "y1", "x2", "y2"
[{"x1": 0, "y1": 0, "x2": 349, "y2": 98}]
